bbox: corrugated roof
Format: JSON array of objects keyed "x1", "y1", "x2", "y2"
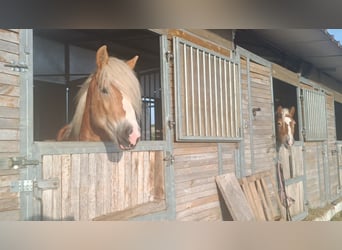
[{"x1": 252, "y1": 29, "x2": 342, "y2": 84}]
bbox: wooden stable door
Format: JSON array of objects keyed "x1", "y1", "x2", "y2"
[{"x1": 278, "y1": 144, "x2": 306, "y2": 220}]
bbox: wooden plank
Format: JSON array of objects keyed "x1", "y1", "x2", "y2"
[
  {"x1": 0, "y1": 30, "x2": 19, "y2": 44},
  {"x1": 79, "y1": 154, "x2": 89, "y2": 220},
  {"x1": 71, "y1": 154, "x2": 80, "y2": 220},
  {"x1": 0, "y1": 209, "x2": 19, "y2": 220},
  {"x1": 0, "y1": 95, "x2": 19, "y2": 108},
  {"x1": 0, "y1": 129, "x2": 19, "y2": 140},
  {"x1": 0, "y1": 141, "x2": 19, "y2": 153},
  {"x1": 0, "y1": 197, "x2": 19, "y2": 211},
  {"x1": 0, "y1": 118, "x2": 19, "y2": 129},
  {"x1": 0, "y1": 84, "x2": 20, "y2": 97},
  {"x1": 0, "y1": 106, "x2": 19, "y2": 118},
  {"x1": 148, "y1": 151, "x2": 155, "y2": 201},
  {"x1": 260, "y1": 177, "x2": 276, "y2": 219},
  {"x1": 103, "y1": 153, "x2": 112, "y2": 215},
  {"x1": 154, "y1": 151, "x2": 165, "y2": 200},
  {"x1": 52, "y1": 155, "x2": 62, "y2": 220},
  {"x1": 95, "y1": 153, "x2": 105, "y2": 217},
  {"x1": 93, "y1": 200, "x2": 166, "y2": 221},
  {"x1": 124, "y1": 152, "x2": 132, "y2": 209},
  {"x1": 0, "y1": 72, "x2": 18, "y2": 86},
  {"x1": 117, "y1": 152, "x2": 125, "y2": 210},
  {"x1": 110, "y1": 153, "x2": 119, "y2": 212},
  {"x1": 176, "y1": 193, "x2": 218, "y2": 213},
  {"x1": 247, "y1": 180, "x2": 265, "y2": 220},
  {"x1": 143, "y1": 151, "x2": 151, "y2": 203},
  {"x1": 131, "y1": 151, "x2": 139, "y2": 207},
  {"x1": 215, "y1": 173, "x2": 255, "y2": 221},
  {"x1": 168, "y1": 29, "x2": 231, "y2": 58},
  {"x1": 61, "y1": 154, "x2": 71, "y2": 220},
  {"x1": 87, "y1": 153, "x2": 96, "y2": 219},
  {"x1": 42, "y1": 155, "x2": 53, "y2": 220},
  {"x1": 256, "y1": 179, "x2": 272, "y2": 220},
  {"x1": 272, "y1": 63, "x2": 300, "y2": 87},
  {"x1": 0, "y1": 39, "x2": 19, "y2": 54},
  {"x1": 137, "y1": 151, "x2": 144, "y2": 204}
]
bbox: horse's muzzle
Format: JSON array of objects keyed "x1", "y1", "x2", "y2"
[{"x1": 116, "y1": 121, "x2": 141, "y2": 150}]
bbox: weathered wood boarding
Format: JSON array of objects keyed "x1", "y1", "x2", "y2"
[
  {"x1": 0, "y1": 29, "x2": 21, "y2": 220},
  {"x1": 215, "y1": 173, "x2": 255, "y2": 221},
  {"x1": 41, "y1": 151, "x2": 165, "y2": 220}
]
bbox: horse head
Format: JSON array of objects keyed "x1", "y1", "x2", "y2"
[
  {"x1": 276, "y1": 105, "x2": 296, "y2": 149},
  {"x1": 57, "y1": 45, "x2": 142, "y2": 150}
]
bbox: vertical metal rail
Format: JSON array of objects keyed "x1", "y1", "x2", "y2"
[
  {"x1": 234, "y1": 63, "x2": 239, "y2": 137},
  {"x1": 19, "y1": 29, "x2": 41, "y2": 220},
  {"x1": 224, "y1": 61, "x2": 229, "y2": 137},
  {"x1": 229, "y1": 62, "x2": 233, "y2": 137},
  {"x1": 203, "y1": 51, "x2": 208, "y2": 137},
  {"x1": 183, "y1": 44, "x2": 189, "y2": 136},
  {"x1": 214, "y1": 56, "x2": 219, "y2": 136},
  {"x1": 196, "y1": 48, "x2": 202, "y2": 136},
  {"x1": 64, "y1": 43, "x2": 70, "y2": 124},
  {"x1": 208, "y1": 54, "x2": 213, "y2": 136},
  {"x1": 190, "y1": 46, "x2": 195, "y2": 135},
  {"x1": 161, "y1": 35, "x2": 175, "y2": 220},
  {"x1": 219, "y1": 59, "x2": 224, "y2": 137}
]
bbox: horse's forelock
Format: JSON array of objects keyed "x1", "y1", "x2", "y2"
[{"x1": 97, "y1": 57, "x2": 142, "y2": 117}]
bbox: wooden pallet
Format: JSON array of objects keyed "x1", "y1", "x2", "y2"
[
  {"x1": 239, "y1": 170, "x2": 284, "y2": 221},
  {"x1": 216, "y1": 170, "x2": 284, "y2": 221}
]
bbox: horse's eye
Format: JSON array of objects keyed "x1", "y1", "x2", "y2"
[
  {"x1": 101, "y1": 87, "x2": 108, "y2": 94},
  {"x1": 277, "y1": 122, "x2": 282, "y2": 127}
]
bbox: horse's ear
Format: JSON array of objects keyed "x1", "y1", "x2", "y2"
[
  {"x1": 126, "y1": 55, "x2": 139, "y2": 69},
  {"x1": 276, "y1": 106, "x2": 283, "y2": 117},
  {"x1": 289, "y1": 106, "x2": 296, "y2": 117},
  {"x1": 96, "y1": 45, "x2": 109, "y2": 69}
]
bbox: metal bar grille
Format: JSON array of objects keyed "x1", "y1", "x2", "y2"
[
  {"x1": 138, "y1": 69, "x2": 162, "y2": 141},
  {"x1": 302, "y1": 88, "x2": 327, "y2": 141},
  {"x1": 174, "y1": 37, "x2": 241, "y2": 141}
]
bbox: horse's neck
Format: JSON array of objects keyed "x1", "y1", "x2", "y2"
[
  {"x1": 79, "y1": 109, "x2": 99, "y2": 141},
  {"x1": 79, "y1": 90, "x2": 101, "y2": 141}
]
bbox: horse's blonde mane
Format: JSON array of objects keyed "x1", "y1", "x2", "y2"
[
  {"x1": 68, "y1": 76, "x2": 91, "y2": 139},
  {"x1": 67, "y1": 56, "x2": 142, "y2": 139},
  {"x1": 97, "y1": 57, "x2": 142, "y2": 117}
]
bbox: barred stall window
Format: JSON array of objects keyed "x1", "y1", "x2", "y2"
[
  {"x1": 173, "y1": 37, "x2": 241, "y2": 142},
  {"x1": 301, "y1": 88, "x2": 328, "y2": 141},
  {"x1": 139, "y1": 69, "x2": 163, "y2": 141}
]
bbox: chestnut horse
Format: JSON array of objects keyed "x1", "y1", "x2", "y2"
[
  {"x1": 57, "y1": 45, "x2": 142, "y2": 150},
  {"x1": 275, "y1": 105, "x2": 296, "y2": 148}
]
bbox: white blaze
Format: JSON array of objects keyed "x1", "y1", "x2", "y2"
[{"x1": 122, "y1": 96, "x2": 141, "y2": 145}]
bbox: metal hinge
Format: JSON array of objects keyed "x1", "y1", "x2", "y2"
[
  {"x1": 11, "y1": 178, "x2": 59, "y2": 193},
  {"x1": 163, "y1": 152, "x2": 175, "y2": 165},
  {"x1": 4, "y1": 61, "x2": 29, "y2": 72},
  {"x1": 168, "y1": 120, "x2": 175, "y2": 129},
  {"x1": 165, "y1": 51, "x2": 173, "y2": 63}
]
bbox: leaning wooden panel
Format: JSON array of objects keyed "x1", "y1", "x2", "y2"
[{"x1": 215, "y1": 173, "x2": 255, "y2": 221}]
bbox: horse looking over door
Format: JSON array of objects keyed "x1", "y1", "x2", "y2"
[
  {"x1": 276, "y1": 105, "x2": 296, "y2": 149},
  {"x1": 57, "y1": 45, "x2": 142, "y2": 150}
]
